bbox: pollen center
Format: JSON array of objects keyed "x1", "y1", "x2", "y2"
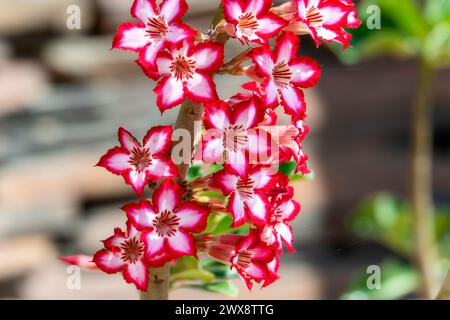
[
  {"x1": 120, "y1": 237, "x2": 144, "y2": 263},
  {"x1": 306, "y1": 7, "x2": 323, "y2": 27},
  {"x1": 237, "y1": 12, "x2": 259, "y2": 37},
  {"x1": 273, "y1": 61, "x2": 293, "y2": 87},
  {"x1": 171, "y1": 55, "x2": 195, "y2": 81},
  {"x1": 153, "y1": 210, "x2": 180, "y2": 237},
  {"x1": 130, "y1": 147, "x2": 151, "y2": 172},
  {"x1": 236, "y1": 177, "x2": 255, "y2": 200},
  {"x1": 223, "y1": 125, "x2": 248, "y2": 152},
  {"x1": 233, "y1": 249, "x2": 253, "y2": 270},
  {"x1": 146, "y1": 16, "x2": 168, "y2": 41}
]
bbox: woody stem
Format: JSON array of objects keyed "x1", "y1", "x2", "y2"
[{"x1": 140, "y1": 2, "x2": 227, "y2": 300}]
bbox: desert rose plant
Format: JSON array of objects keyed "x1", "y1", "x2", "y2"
[{"x1": 62, "y1": 0, "x2": 360, "y2": 299}]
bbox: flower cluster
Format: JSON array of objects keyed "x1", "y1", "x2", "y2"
[{"x1": 62, "y1": 0, "x2": 360, "y2": 293}]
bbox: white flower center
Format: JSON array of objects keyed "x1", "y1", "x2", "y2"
[
  {"x1": 120, "y1": 237, "x2": 144, "y2": 263},
  {"x1": 272, "y1": 61, "x2": 292, "y2": 87},
  {"x1": 306, "y1": 7, "x2": 323, "y2": 28},
  {"x1": 237, "y1": 12, "x2": 259, "y2": 37},
  {"x1": 171, "y1": 55, "x2": 196, "y2": 81},
  {"x1": 129, "y1": 147, "x2": 151, "y2": 172}
]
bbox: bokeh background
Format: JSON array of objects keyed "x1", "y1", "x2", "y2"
[{"x1": 0, "y1": 0, "x2": 449, "y2": 299}]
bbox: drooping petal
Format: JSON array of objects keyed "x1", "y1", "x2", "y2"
[
  {"x1": 122, "y1": 260, "x2": 149, "y2": 291},
  {"x1": 245, "y1": 192, "x2": 269, "y2": 225},
  {"x1": 255, "y1": 13, "x2": 287, "y2": 38},
  {"x1": 146, "y1": 158, "x2": 178, "y2": 181},
  {"x1": 118, "y1": 127, "x2": 140, "y2": 151},
  {"x1": 261, "y1": 79, "x2": 279, "y2": 108},
  {"x1": 228, "y1": 192, "x2": 247, "y2": 227},
  {"x1": 143, "y1": 126, "x2": 173, "y2": 155},
  {"x1": 190, "y1": 41, "x2": 224, "y2": 73},
  {"x1": 185, "y1": 73, "x2": 218, "y2": 103},
  {"x1": 222, "y1": 0, "x2": 244, "y2": 22},
  {"x1": 274, "y1": 31, "x2": 299, "y2": 65},
  {"x1": 152, "y1": 179, "x2": 183, "y2": 212},
  {"x1": 131, "y1": 0, "x2": 158, "y2": 23},
  {"x1": 160, "y1": 0, "x2": 188, "y2": 24},
  {"x1": 93, "y1": 249, "x2": 125, "y2": 274},
  {"x1": 279, "y1": 198, "x2": 300, "y2": 221},
  {"x1": 166, "y1": 231, "x2": 196, "y2": 256},
  {"x1": 203, "y1": 101, "x2": 231, "y2": 130},
  {"x1": 112, "y1": 22, "x2": 148, "y2": 52},
  {"x1": 279, "y1": 85, "x2": 306, "y2": 116},
  {"x1": 96, "y1": 147, "x2": 130, "y2": 175},
  {"x1": 176, "y1": 201, "x2": 210, "y2": 233},
  {"x1": 154, "y1": 75, "x2": 186, "y2": 111},
  {"x1": 126, "y1": 170, "x2": 148, "y2": 196},
  {"x1": 278, "y1": 222, "x2": 295, "y2": 252},
  {"x1": 141, "y1": 230, "x2": 166, "y2": 258},
  {"x1": 122, "y1": 200, "x2": 157, "y2": 230},
  {"x1": 224, "y1": 148, "x2": 249, "y2": 179},
  {"x1": 60, "y1": 255, "x2": 98, "y2": 270},
  {"x1": 289, "y1": 56, "x2": 321, "y2": 88}
]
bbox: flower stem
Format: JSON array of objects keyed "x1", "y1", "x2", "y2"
[
  {"x1": 411, "y1": 58, "x2": 438, "y2": 299},
  {"x1": 436, "y1": 268, "x2": 450, "y2": 300},
  {"x1": 140, "y1": 2, "x2": 226, "y2": 300}
]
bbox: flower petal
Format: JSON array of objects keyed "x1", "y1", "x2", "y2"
[
  {"x1": 166, "y1": 22, "x2": 197, "y2": 45},
  {"x1": 245, "y1": 192, "x2": 269, "y2": 225},
  {"x1": 274, "y1": 31, "x2": 299, "y2": 65},
  {"x1": 185, "y1": 73, "x2": 218, "y2": 103},
  {"x1": 250, "y1": 166, "x2": 275, "y2": 189},
  {"x1": 222, "y1": 0, "x2": 243, "y2": 22},
  {"x1": 160, "y1": 0, "x2": 188, "y2": 24},
  {"x1": 103, "y1": 228, "x2": 126, "y2": 248},
  {"x1": 152, "y1": 179, "x2": 183, "y2": 212},
  {"x1": 176, "y1": 201, "x2": 210, "y2": 233},
  {"x1": 141, "y1": 230, "x2": 166, "y2": 258},
  {"x1": 212, "y1": 170, "x2": 238, "y2": 195},
  {"x1": 123, "y1": 200, "x2": 157, "y2": 230},
  {"x1": 278, "y1": 222, "x2": 295, "y2": 252},
  {"x1": 190, "y1": 41, "x2": 224, "y2": 73},
  {"x1": 146, "y1": 158, "x2": 179, "y2": 181},
  {"x1": 228, "y1": 192, "x2": 247, "y2": 227},
  {"x1": 126, "y1": 170, "x2": 148, "y2": 196},
  {"x1": 262, "y1": 79, "x2": 278, "y2": 108},
  {"x1": 255, "y1": 13, "x2": 287, "y2": 38},
  {"x1": 154, "y1": 75, "x2": 186, "y2": 112},
  {"x1": 279, "y1": 199, "x2": 300, "y2": 221},
  {"x1": 122, "y1": 260, "x2": 149, "y2": 291},
  {"x1": 203, "y1": 101, "x2": 231, "y2": 130},
  {"x1": 112, "y1": 22, "x2": 148, "y2": 52},
  {"x1": 93, "y1": 249, "x2": 125, "y2": 274},
  {"x1": 279, "y1": 85, "x2": 306, "y2": 116},
  {"x1": 143, "y1": 126, "x2": 173, "y2": 155},
  {"x1": 244, "y1": 0, "x2": 271, "y2": 18},
  {"x1": 138, "y1": 41, "x2": 166, "y2": 70},
  {"x1": 250, "y1": 47, "x2": 274, "y2": 77},
  {"x1": 289, "y1": 56, "x2": 321, "y2": 88},
  {"x1": 131, "y1": 0, "x2": 158, "y2": 23},
  {"x1": 167, "y1": 231, "x2": 196, "y2": 256},
  {"x1": 118, "y1": 127, "x2": 140, "y2": 151},
  {"x1": 202, "y1": 136, "x2": 225, "y2": 163},
  {"x1": 96, "y1": 147, "x2": 130, "y2": 175},
  {"x1": 224, "y1": 149, "x2": 249, "y2": 179}
]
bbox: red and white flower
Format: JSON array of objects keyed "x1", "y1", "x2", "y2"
[
  {"x1": 153, "y1": 41, "x2": 224, "y2": 111},
  {"x1": 97, "y1": 126, "x2": 178, "y2": 196},
  {"x1": 222, "y1": 0, "x2": 287, "y2": 44},
  {"x1": 289, "y1": 0, "x2": 360, "y2": 49},
  {"x1": 93, "y1": 223, "x2": 148, "y2": 291},
  {"x1": 208, "y1": 230, "x2": 278, "y2": 289},
  {"x1": 260, "y1": 196, "x2": 300, "y2": 252},
  {"x1": 248, "y1": 32, "x2": 321, "y2": 116},
  {"x1": 202, "y1": 98, "x2": 270, "y2": 178},
  {"x1": 123, "y1": 180, "x2": 210, "y2": 260},
  {"x1": 212, "y1": 166, "x2": 276, "y2": 227},
  {"x1": 113, "y1": 0, "x2": 196, "y2": 68}
]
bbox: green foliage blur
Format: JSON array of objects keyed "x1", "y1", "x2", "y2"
[{"x1": 333, "y1": 0, "x2": 450, "y2": 68}]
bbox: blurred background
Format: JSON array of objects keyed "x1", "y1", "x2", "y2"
[{"x1": 0, "y1": 0, "x2": 449, "y2": 299}]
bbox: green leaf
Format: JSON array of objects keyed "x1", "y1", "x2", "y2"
[
  {"x1": 279, "y1": 161, "x2": 297, "y2": 176},
  {"x1": 422, "y1": 22, "x2": 450, "y2": 67},
  {"x1": 170, "y1": 256, "x2": 214, "y2": 284},
  {"x1": 185, "y1": 280, "x2": 239, "y2": 297},
  {"x1": 186, "y1": 165, "x2": 203, "y2": 182},
  {"x1": 210, "y1": 164, "x2": 224, "y2": 173},
  {"x1": 424, "y1": 0, "x2": 450, "y2": 25},
  {"x1": 341, "y1": 259, "x2": 420, "y2": 300},
  {"x1": 201, "y1": 258, "x2": 238, "y2": 279}
]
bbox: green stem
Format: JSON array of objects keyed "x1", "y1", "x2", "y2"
[{"x1": 411, "y1": 58, "x2": 438, "y2": 299}]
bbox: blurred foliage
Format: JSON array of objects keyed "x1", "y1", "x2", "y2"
[
  {"x1": 342, "y1": 193, "x2": 450, "y2": 299},
  {"x1": 333, "y1": 0, "x2": 450, "y2": 68},
  {"x1": 341, "y1": 259, "x2": 419, "y2": 300}
]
